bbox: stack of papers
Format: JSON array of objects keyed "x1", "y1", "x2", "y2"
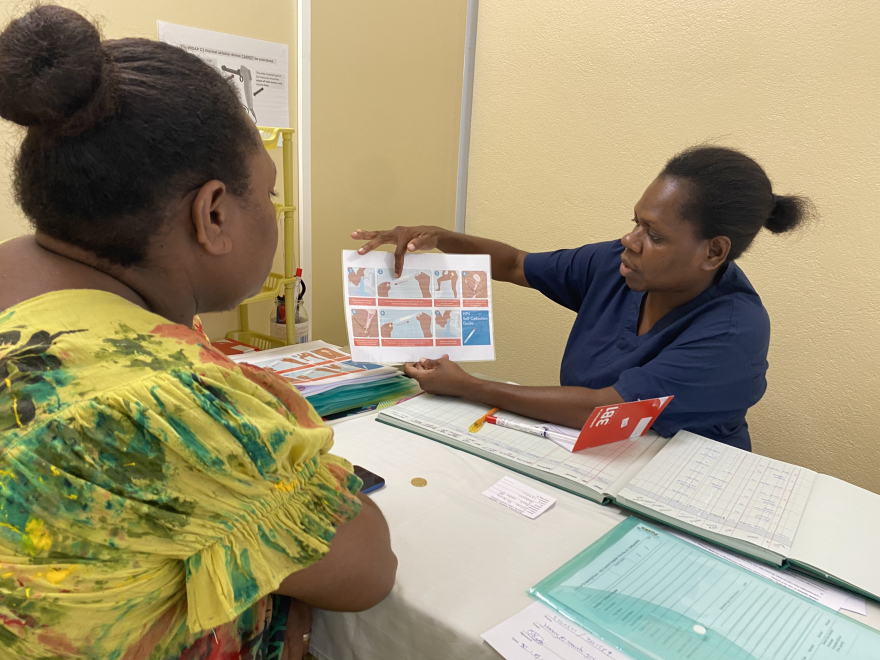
[{"x1": 229, "y1": 340, "x2": 418, "y2": 417}]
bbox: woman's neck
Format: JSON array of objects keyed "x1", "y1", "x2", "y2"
[
  {"x1": 637, "y1": 270, "x2": 720, "y2": 336},
  {"x1": 0, "y1": 234, "x2": 197, "y2": 327}
]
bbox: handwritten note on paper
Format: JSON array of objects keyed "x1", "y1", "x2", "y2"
[
  {"x1": 482, "y1": 477, "x2": 557, "y2": 519},
  {"x1": 481, "y1": 602, "x2": 634, "y2": 660},
  {"x1": 672, "y1": 531, "x2": 867, "y2": 615}
]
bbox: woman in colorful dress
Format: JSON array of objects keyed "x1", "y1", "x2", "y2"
[{"x1": 0, "y1": 5, "x2": 397, "y2": 659}]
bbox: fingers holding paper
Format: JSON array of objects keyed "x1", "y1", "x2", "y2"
[
  {"x1": 351, "y1": 226, "x2": 445, "y2": 277},
  {"x1": 404, "y1": 355, "x2": 474, "y2": 397}
]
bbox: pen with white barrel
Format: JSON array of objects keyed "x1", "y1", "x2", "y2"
[{"x1": 485, "y1": 415, "x2": 575, "y2": 444}]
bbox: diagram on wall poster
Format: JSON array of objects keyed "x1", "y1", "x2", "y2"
[
  {"x1": 342, "y1": 250, "x2": 495, "y2": 363},
  {"x1": 157, "y1": 22, "x2": 289, "y2": 129}
]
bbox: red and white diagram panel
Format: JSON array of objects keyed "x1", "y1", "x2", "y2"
[{"x1": 342, "y1": 250, "x2": 495, "y2": 363}]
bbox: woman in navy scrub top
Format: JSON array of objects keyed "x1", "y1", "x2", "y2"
[{"x1": 353, "y1": 147, "x2": 812, "y2": 450}]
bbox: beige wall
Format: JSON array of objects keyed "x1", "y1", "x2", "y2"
[
  {"x1": 310, "y1": 0, "x2": 468, "y2": 346},
  {"x1": 0, "y1": 0, "x2": 297, "y2": 339},
  {"x1": 465, "y1": 0, "x2": 880, "y2": 492}
]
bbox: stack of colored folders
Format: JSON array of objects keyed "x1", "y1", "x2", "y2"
[
  {"x1": 228, "y1": 340, "x2": 419, "y2": 418},
  {"x1": 305, "y1": 372, "x2": 417, "y2": 417}
]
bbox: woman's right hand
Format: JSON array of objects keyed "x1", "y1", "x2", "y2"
[{"x1": 351, "y1": 226, "x2": 447, "y2": 277}]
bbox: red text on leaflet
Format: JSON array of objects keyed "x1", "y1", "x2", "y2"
[
  {"x1": 381, "y1": 339, "x2": 433, "y2": 347},
  {"x1": 349, "y1": 297, "x2": 376, "y2": 306},
  {"x1": 463, "y1": 299, "x2": 489, "y2": 308},
  {"x1": 436, "y1": 339, "x2": 462, "y2": 346},
  {"x1": 378, "y1": 299, "x2": 429, "y2": 308},
  {"x1": 434, "y1": 299, "x2": 460, "y2": 308},
  {"x1": 354, "y1": 338, "x2": 380, "y2": 346}
]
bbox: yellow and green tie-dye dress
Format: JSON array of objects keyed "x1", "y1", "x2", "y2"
[{"x1": 0, "y1": 290, "x2": 363, "y2": 659}]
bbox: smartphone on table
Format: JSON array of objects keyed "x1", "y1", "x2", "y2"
[{"x1": 354, "y1": 465, "x2": 385, "y2": 494}]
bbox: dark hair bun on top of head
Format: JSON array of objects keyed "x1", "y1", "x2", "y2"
[
  {"x1": 1, "y1": 4, "x2": 258, "y2": 267},
  {"x1": 0, "y1": 5, "x2": 113, "y2": 133},
  {"x1": 765, "y1": 194, "x2": 811, "y2": 234}
]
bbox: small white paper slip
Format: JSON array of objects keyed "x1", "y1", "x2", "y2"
[
  {"x1": 841, "y1": 594, "x2": 868, "y2": 616},
  {"x1": 481, "y1": 601, "x2": 634, "y2": 660},
  {"x1": 482, "y1": 476, "x2": 557, "y2": 519}
]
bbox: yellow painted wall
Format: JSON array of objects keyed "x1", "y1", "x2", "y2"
[
  {"x1": 465, "y1": 1, "x2": 880, "y2": 491},
  {"x1": 0, "y1": 0, "x2": 297, "y2": 340},
  {"x1": 310, "y1": 0, "x2": 468, "y2": 346}
]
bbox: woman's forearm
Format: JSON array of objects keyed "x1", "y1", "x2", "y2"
[
  {"x1": 434, "y1": 229, "x2": 529, "y2": 287},
  {"x1": 352, "y1": 226, "x2": 529, "y2": 286},
  {"x1": 461, "y1": 377, "x2": 624, "y2": 429}
]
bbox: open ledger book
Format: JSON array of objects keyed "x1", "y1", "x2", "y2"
[{"x1": 378, "y1": 394, "x2": 880, "y2": 602}]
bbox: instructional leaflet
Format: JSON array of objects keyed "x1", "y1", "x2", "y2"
[{"x1": 342, "y1": 250, "x2": 495, "y2": 363}]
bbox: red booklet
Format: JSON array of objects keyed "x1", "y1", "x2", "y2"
[{"x1": 572, "y1": 396, "x2": 673, "y2": 451}]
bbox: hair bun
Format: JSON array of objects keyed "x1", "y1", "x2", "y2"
[
  {"x1": 0, "y1": 5, "x2": 111, "y2": 132},
  {"x1": 764, "y1": 194, "x2": 813, "y2": 234}
]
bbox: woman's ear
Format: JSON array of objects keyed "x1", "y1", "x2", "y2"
[
  {"x1": 191, "y1": 180, "x2": 233, "y2": 256},
  {"x1": 704, "y1": 236, "x2": 731, "y2": 270}
]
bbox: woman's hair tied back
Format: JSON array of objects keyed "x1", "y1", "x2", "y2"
[{"x1": 0, "y1": 5, "x2": 116, "y2": 137}]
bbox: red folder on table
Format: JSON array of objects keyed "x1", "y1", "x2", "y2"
[{"x1": 572, "y1": 396, "x2": 673, "y2": 451}]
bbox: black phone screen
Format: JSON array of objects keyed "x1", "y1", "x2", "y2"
[{"x1": 353, "y1": 465, "x2": 386, "y2": 494}]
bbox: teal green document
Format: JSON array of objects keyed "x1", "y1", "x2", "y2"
[
  {"x1": 307, "y1": 375, "x2": 416, "y2": 417},
  {"x1": 530, "y1": 518, "x2": 880, "y2": 660}
]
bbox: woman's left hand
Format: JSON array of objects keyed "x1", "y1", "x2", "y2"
[{"x1": 404, "y1": 356, "x2": 476, "y2": 397}]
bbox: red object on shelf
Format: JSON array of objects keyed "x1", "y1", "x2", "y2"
[{"x1": 210, "y1": 339, "x2": 261, "y2": 356}]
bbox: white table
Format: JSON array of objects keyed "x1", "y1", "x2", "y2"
[{"x1": 310, "y1": 413, "x2": 880, "y2": 660}]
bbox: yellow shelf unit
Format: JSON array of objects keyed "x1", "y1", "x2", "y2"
[{"x1": 226, "y1": 126, "x2": 297, "y2": 349}]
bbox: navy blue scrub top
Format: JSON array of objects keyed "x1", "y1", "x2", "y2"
[{"x1": 523, "y1": 240, "x2": 770, "y2": 451}]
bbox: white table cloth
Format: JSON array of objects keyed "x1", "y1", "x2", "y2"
[{"x1": 310, "y1": 413, "x2": 880, "y2": 660}]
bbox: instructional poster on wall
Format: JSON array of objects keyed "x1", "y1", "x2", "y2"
[
  {"x1": 157, "y1": 22, "x2": 289, "y2": 129},
  {"x1": 342, "y1": 250, "x2": 496, "y2": 363}
]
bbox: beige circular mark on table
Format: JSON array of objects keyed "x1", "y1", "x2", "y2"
[{"x1": 411, "y1": 477, "x2": 428, "y2": 487}]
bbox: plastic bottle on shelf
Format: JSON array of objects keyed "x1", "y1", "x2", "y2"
[
  {"x1": 294, "y1": 281, "x2": 309, "y2": 344},
  {"x1": 269, "y1": 294, "x2": 287, "y2": 340},
  {"x1": 269, "y1": 280, "x2": 310, "y2": 344}
]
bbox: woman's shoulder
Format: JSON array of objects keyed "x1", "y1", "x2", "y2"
[
  {"x1": 720, "y1": 263, "x2": 771, "y2": 327},
  {"x1": 685, "y1": 263, "x2": 770, "y2": 349},
  {"x1": 2, "y1": 289, "x2": 218, "y2": 400},
  {"x1": 1, "y1": 289, "x2": 326, "y2": 437}
]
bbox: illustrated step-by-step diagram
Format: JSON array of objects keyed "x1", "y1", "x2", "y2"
[{"x1": 342, "y1": 250, "x2": 496, "y2": 363}]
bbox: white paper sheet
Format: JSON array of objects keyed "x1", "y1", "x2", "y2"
[
  {"x1": 482, "y1": 602, "x2": 634, "y2": 660},
  {"x1": 342, "y1": 250, "x2": 495, "y2": 362},
  {"x1": 618, "y1": 430, "x2": 815, "y2": 554},
  {"x1": 157, "y1": 22, "x2": 289, "y2": 129},
  {"x1": 842, "y1": 594, "x2": 868, "y2": 616},
  {"x1": 482, "y1": 477, "x2": 557, "y2": 519},
  {"x1": 672, "y1": 531, "x2": 866, "y2": 615}
]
